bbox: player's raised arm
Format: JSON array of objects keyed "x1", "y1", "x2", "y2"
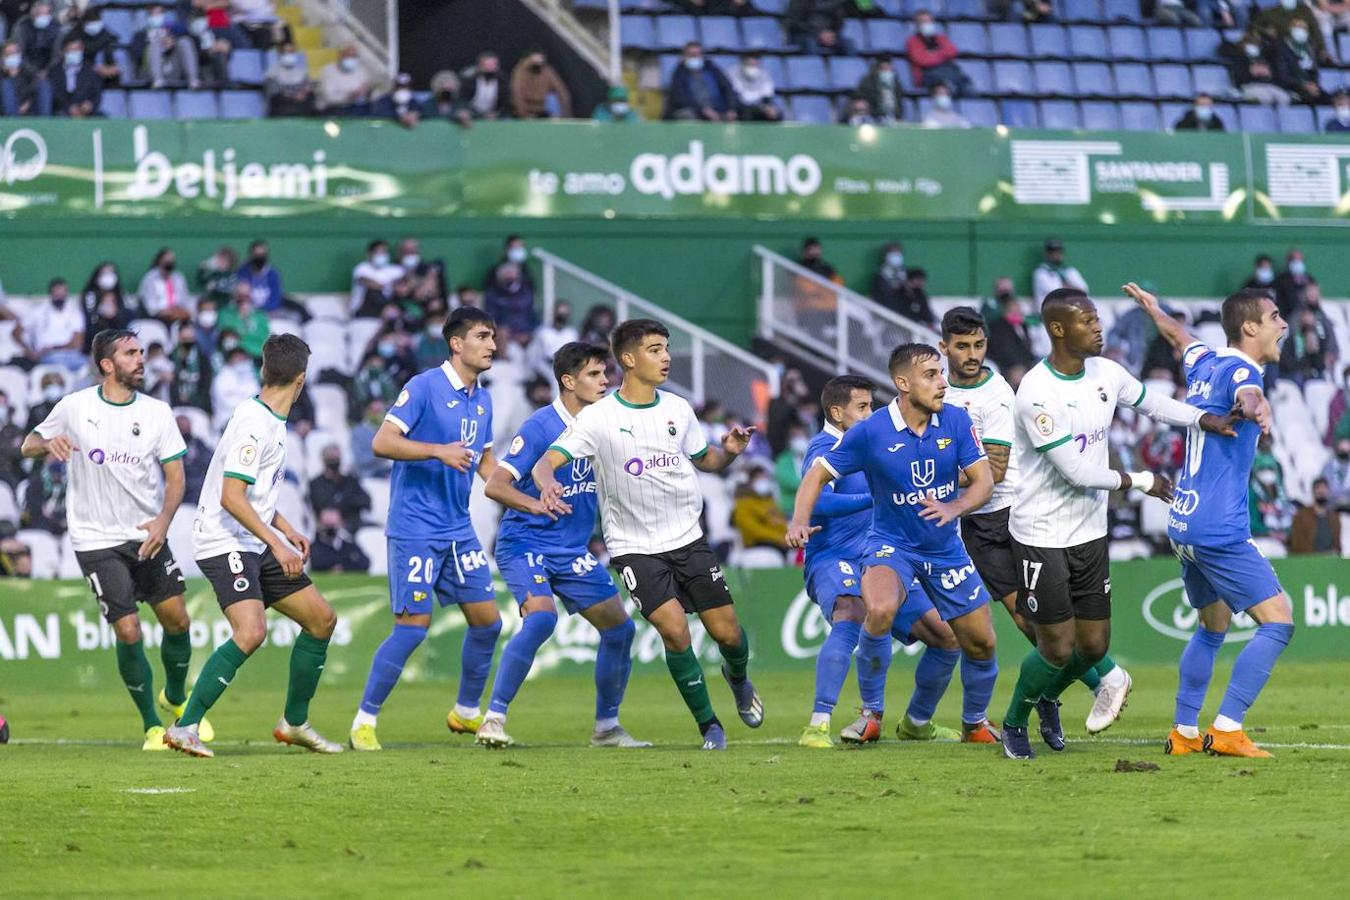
[
  {"x1": 1122, "y1": 282, "x2": 1198, "y2": 353},
  {"x1": 690, "y1": 424, "x2": 755, "y2": 473},
  {"x1": 21, "y1": 396, "x2": 76, "y2": 461}
]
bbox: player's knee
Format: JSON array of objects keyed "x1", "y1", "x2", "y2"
[
  {"x1": 602, "y1": 616, "x2": 636, "y2": 642},
  {"x1": 832, "y1": 597, "x2": 865, "y2": 624},
  {"x1": 524, "y1": 609, "x2": 559, "y2": 637},
  {"x1": 1078, "y1": 638, "x2": 1108, "y2": 664},
  {"x1": 311, "y1": 605, "x2": 338, "y2": 640},
  {"x1": 1038, "y1": 638, "x2": 1073, "y2": 667},
  {"x1": 158, "y1": 609, "x2": 190, "y2": 634},
  {"x1": 112, "y1": 615, "x2": 142, "y2": 644},
  {"x1": 232, "y1": 623, "x2": 267, "y2": 654},
  {"x1": 963, "y1": 632, "x2": 996, "y2": 658},
  {"x1": 657, "y1": 622, "x2": 691, "y2": 653},
  {"x1": 472, "y1": 617, "x2": 503, "y2": 640}
]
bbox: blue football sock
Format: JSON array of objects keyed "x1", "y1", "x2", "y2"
[
  {"x1": 904, "y1": 646, "x2": 960, "y2": 723},
  {"x1": 594, "y1": 618, "x2": 635, "y2": 722},
  {"x1": 359, "y1": 624, "x2": 427, "y2": 716},
  {"x1": 1174, "y1": 626, "x2": 1226, "y2": 728},
  {"x1": 1217, "y1": 622, "x2": 1293, "y2": 726},
  {"x1": 959, "y1": 653, "x2": 999, "y2": 725},
  {"x1": 458, "y1": 618, "x2": 504, "y2": 709},
  {"x1": 487, "y1": 611, "x2": 556, "y2": 716},
  {"x1": 812, "y1": 620, "x2": 862, "y2": 715},
  {"x1": 856, "y1": 629, "x2": 893, "y2": 715}
]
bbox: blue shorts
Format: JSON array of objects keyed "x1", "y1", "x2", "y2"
[
  {"x1": 806, "y1": 554, "x2": 934, "y2": 646},
  {"x1": 387, "y1": 535, "x2": 496, "y2": 615},
  {"x1": 1171, "y1": 538, "x2": 1283, "y2": 614},
  {"x1": 496, "y1": 543, "x2": 619, "y2": 616},
  {"x1": 862, "y1": 537, "x2": 991, "y2": 623}
]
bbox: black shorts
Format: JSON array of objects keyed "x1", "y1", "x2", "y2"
[
  {"x1": 1012, "y1": 536, "x2": 1112, "y2": 625},
  {"x1": 962, "y1": 507, "x2": 1019, "y2": 600},
  {"x1": 611, "y1": 537, "x2": 735, "y2": 620},
  {"x1": 198, "y1": 548, "x2": 313, "y2": 610},
  {"x1": 75, "y1": 541, "x2": 186, "y2": 624}
]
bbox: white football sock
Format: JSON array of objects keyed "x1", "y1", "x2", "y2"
[
  {"x1": 809, "y1": 712, "x2": 830, "y2": 728},
  {"x1": 594, "y1": 717, "x2": 619, "y2": 733},
  {"x1": 1175, "y1": 724, "x2": 1199, "y2": 739},
  {"x1": 352, "y1": 710, "x2": 377, "y2": 730},
  {"x1": 906, "y1": 715, "x2": 931, "y2": 728},
  {"x1": 453, "y1": 704, "x2": 482, "y2": 720},
  {"x1": 1212, "y1": 714, "x2": 1242, "y2": 732}
]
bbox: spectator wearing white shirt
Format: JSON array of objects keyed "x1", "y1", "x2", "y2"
[
  {"x1": 138, "y1": 247, "x2": 194, "y2": 324},
  {"x1": 921, "y1": 83, "x2": 970, "y2": 128},
  {"x1": 1030, "y1": 237, "x2": 1089, "y2": 304},
  {"x1": 459, "y1": 51, "x2": 508, "y2": 120},
  {"x1": 350, "y1": 239, "x2": 405, "y2": 316},
  {"x1": 22, "y1": 278, "x2": 85, "y2": 373},
  {"x1": 526, "y1": 300, "x2": 580, "y2": 381},
  {"x1": 230, "y1": 0, "x2": 285, "y2": 49},
  {"x1": 729, "y1": 53, "x2": 781, "y2": 121},
  {"x1": 210, "y1": 345, "x2": 261, "y2": 431},
  {"x1": 318, "y1": 44, "x2": 371, "y2": 113}
]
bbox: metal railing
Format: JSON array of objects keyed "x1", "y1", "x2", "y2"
[
  {"x1": 534, "y1": 249, "x2": 780, "y2": 421},
  {"x1": 753, "y1": 244, "x2": 941, "y2": 385},
  {"x1": 307, "y1": 0, "x2": 396, "y2": 82},
  {"x1": 520, "y1": 0, "x2": 612, "y2": 81}
]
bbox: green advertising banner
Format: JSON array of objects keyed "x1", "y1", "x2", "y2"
[
  {"x1": 3, "y1": 121, "x2": 1350, "y2": 224},
  {"x1": 1, "y1": 559, "x2": 1346, "y2": 692}
]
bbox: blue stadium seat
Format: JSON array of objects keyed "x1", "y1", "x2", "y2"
[
  {"x1": 1339, "y1": 32, "x2": 1350, "y2": 62},
  {"x1": 128, "y1": 90, "x2": 173, "y2": 119},
  {"x1": 993, "y1": 60, "x2": 1035, "y2": 95},
  {"x1": 785, "y1": 55, "x2": 828, "y2": 90},
  {"x1": 1119, "y1": 101, "x2": 1159, "y2": 130},
  {"x1": 960, "y1": 97, "x2": 999, "y2": 126},
  {"x1": 1102, "y1": 0, "x2": 1141, "y2": 22},
  {"x1": 792, "y1": 94, "x2": 836, "y2": 123},
  {"x1": 987, "y1": 23, "x2": 1029, "y2": 57},
  {"x1": 227, "y1": 48, "x2": 265, "y2": 86},
  {"x1": 102, "y1": 9, "x2": 136, "y2": 44},
  {"x1": 99, "y1": 89, "x2": 128, "y2": 118},
  {"x1": 1159, "y1": 101, "x2": 1190, "y2": 127},
  {"x1": 1152, "y1": 64, "x2": 1192, "y2": 98},
  {"x1": 866, "y1": 20, "x2": 909, "y2": 53},
  {"x1": 872, "y1": 0, "x2": 904, "y2": 14},
  {"x1": 1185, "y1": 28, "x2": 1222, "y2": 60},
  {"x1": 1039, "y1": 99, "x2": 1081, "y2": 128},
  {"x1": 173, "y1": 90, "x2": 220, "y2": 119},
  {"x1": 829, "y1": 57, "x2": 869, "y2": 92},
  {"x1": 710, "y1": 53, "x2": 738, "y2": 74},
  {"x1": 963, "y1": 59, "x2": 994, "y2": 95},
  {"x1": 1072, "y1": 62, "x2": 1114, "y2": 96},
  {"x1": 1000, "y1": 99, "x2": 1039, "y2": 127},
  {"x1": 572, "y1": 0, "x2": 605, "y2": 9},
  {"x1": 1112, "y1": 63, "x2": 1152, "y2": 96},
  {"x1": 1190, "y1": 64, "x2": 1229, "y2": 97},
  {"x1": 1277, "y1": 104, "x2": 1316, "y2": 133},
  {"x1": 658, "y1": 53, "x2": 681, "y2": 84},
  {"x1": 1239, "y1": 104, "x2": 1278, "y2": 132},
  {"x1": 754, "y1": 0, "x2": 789, "y2": 13},
  {"x1": 114, "y1": 48, "x2": 141, "y2": 86},
  {"x1": 1066, "y1": 25, "x2": 1108, "y2": 59},
  {"x1": 842, "y1": 19, "x2": 869, "y2": 53},
  {"x1": 699, "y1": 17, "x2": 742, "y2": 51},
  {"x1": 948, "y1": 0, "x2": 987, "y2": 17},
  {"x1": 220, "y1": 89, "x2": 267, "y2": 119},
  {"x1": 620, "y1": 16, "x2": 659, "y2": 51},
  {"x1": 742, "y1": 17, "x2": 789, "y2": 51},
  {"x1": 1029, "y1": 24, "x2": 1068, "y2": 58},
  {"x1": 1060, "y1": 0, "x2": 1100, "y2": 21},
  {"x1": 762, "y1": 56, "x2": 787, "y2": 87},
  {"x1": 1033, "y1": 61, "x2": 1073, "y2": 95},
  {"x1": 1148, "y1": 28, "x2": 1187, "y2": 61},
  {"x1": 1081, "y1": 99, "x2": 1120, "y2": 129},
  {"x1": 1107, "y1": 26, "x2": 1147, "y2": 61},
  {"x1": 948, "y1": 22, "x2": 989, "y2": 56},
  {"x1": 655, "y1": 16, "x2": 698, "y2": 50}
]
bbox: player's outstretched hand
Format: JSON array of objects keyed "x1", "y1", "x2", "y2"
[
  {"x1": 274, "y1": 541, "x2": 305, "y2": 578},
  {"x1": 46, "y1": 435, "x2": 78, "y2": 462},
  {"x1": 918, "y1": 496, "x2": 959, "y2": 527},
  {"x1": 539, "y1": 481, "x2": 573, "y2": 518},
  {"x1": 1245, "y1": 397, "x2": 1273, "y2": 436},
  {"x1": 722, "y1": 425, "x2": 756, "y2": 456},
  {"x1": 785, "y1": 521, "x2": 821, "y2": 549},
  {"x1": 437, "y1": 441, "x2": 474, "y2": 472},
  {"x1": 1122, "y1": 282, "x2": 1161, "y2": 314},
  {"x1": 285, "y1": 529, "x2": 312, "y2": 564},
  {"x1": 1147, "y1": 473, "x2": 1175, "y2": 504},
  {"x1": 136, "y1": 515, "x2": 170, "y2": 562},
  {"x1": 1198, "y1": 411, "x2": 1240, "y2": 437}
]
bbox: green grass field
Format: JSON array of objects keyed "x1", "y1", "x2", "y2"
[{"x1": 4, "y1": 661, "x2": 1349, "y2": 897}]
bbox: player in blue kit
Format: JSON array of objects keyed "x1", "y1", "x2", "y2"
[
  {"x1": 477, "y1": 342, "x2": 648, "y2": 749},
  {"x1": 1124, "y1": 283, "x2": 1292, "y2": 759},
  {"x1": 789, "y1": 344, "x2": 1002, "y2": 746},
  {"x1": 797, "y1": 375, "x2": 970, "y2": 748},
  {"x1": 349, "y1": 307, "x2": 503, "y2": 751}
]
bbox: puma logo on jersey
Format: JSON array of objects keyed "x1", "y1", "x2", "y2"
[
  {"x1": 87, "y1": 418, "x2": 98, "y2": 426},
  {"x1": 619, "y1": 426, "x2": 634, "y2": 436}
]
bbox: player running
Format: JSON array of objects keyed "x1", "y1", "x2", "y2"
[
  {"x1": 533, "y1": 318, "x2": 763, "y2": 751},
  {"x1": 798, "y1": 375, "x2": 973, "y2": 748},
  {"x1": 477, "y1": 342, "x2": 648, "y2": 749},
  {"x1": 22, "y1": 328, "x2": 210, "y2": 751},
  {"x1": 165, "y1": 334, "x2": 342, "y2": 757},
  {"x1": 999, "y1": 288, "x2": 1238, "y2": 760},
  {"x1": 350, "y1": 307, "x2": 502, "y2": 750},
  {"x1": 939, "y1": 307, "x2": 1132, "y2": 743},
  {"x1": 789, "y1": 344, "x2": 1002, "y2": 746},
  {"x1": 1124, "y1": 283, "x2": 1291, "y2": 759}
]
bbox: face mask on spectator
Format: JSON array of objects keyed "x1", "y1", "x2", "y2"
[
  {"x1": 507, "y1": 246, "x2": 527, "y2": 264},
  {"x1": 611, "y1": 101, "x2": 630, "y2": 116},
  {"x1": 1255, "y1": 265, "x2": 1273, "y2": 284},
  {"x1": 751, "y1": 476, "x2": 773, "y2": 497},
  {"x1": 86, "y1": 20, "x2": 104, "y2": 35},
  {"x1": 281, "y1": 52, "x2": 300, "y2": 68},
  {"x1": 1337, "y1": 444, "x2": 1350, "y2": 460},
  {"x1": 934, "y1": 93, "x2": 952, "y2": 109},
  {"x1": 1256, "y1": 469, "x2": 1278, "y2": 486},
  {"x1": 33, "y1": 14, "x2": 52, "y2": 28},
  {"x1": 147, "y1": 13, "x2": 165, "y2": 28},
  {"x1": 51, "y1": 294, "x2": 66, "y2": 308},
  {"x1": 251, "y1": 253, "x2": 267, "y2": 269},
  {"x1": 918, "y1": 21, "x2": 937, "y2": 37},
  {"x1": 340, "y1": 56, "x2": 359, "y2": 73},
  {"x1": 684, "y1": 56, "x2": 704, "y2": 71},
  {"x1": 190, "y1": 18, "x2": 208, "y2": 35},
  {"x1": 44, "y1": 384, "x2": 63, "y2": 402},
  {"x1": 1290, "y1": 26, "x2": 1309, "y2": 44},
  {"x1": 232, "y1": 358, "x2": 252, "y2": 375},
  {"x1": 3, "y1": 53, "x2": 20, "y2": 69},
  {"x1": 198, "y1": 309, "x2": 217, "y2": 328},
  {"x1": 426, "y1": 323, "x2": 441, "y2": 338},
  {"x1": 1289, "y1": 258, "x2": 1307, "y2": 276},
  {"x1": 65, "y1": 49, "x2": 83, "y2": 67},
  {"x1": 742, "y1": 62, "x2": 760, "y2": 76},
  {"x1": 1195, "y1": 105, "x2": 1213, "y2": 122},
  {"x1": 221, "y1": 336, "x2": 240, "y2": 352},
  {"x1": 1280, "y1": 0, "x2": 1297, "y2": 8},
  {"x1": 394, "y1": 88, "x2": 412, "y2": 105},
  {"x1": 372, "y1": 251, "x2": 390, "y2": 266},
  {"x1": 97, "y1": 270, "x2": 117, "y2": 290},
  {"x1": 1337, "y1": 105, "x2": 1350, "y2": 123},
  {"x1": 1244, "y1": 43, "x2": 1261, "y2": 58},
  {"x1": 789, "y1": 435, "x2": 809, "y2": 455},
  {"x1": 401, "y1": 253, "x2": 420, "y2": 269},
  {"x1": 377, "y1": 340, "x2": 397, "y2": 358},
  {"x1": 878, "y1": 68, "x2": 895, "y2": 84},
  {"x1": 160, "y1": 257, "x2": 176, "y2": 272},
  {"x1": 885, "y1": 251, "x2": 904, "y2": 268}
]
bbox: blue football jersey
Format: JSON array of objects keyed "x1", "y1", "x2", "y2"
[
  {"x1": 496, "y1": 399, "x2": 599, "y2": 553},
  {"x1": 821, "y1": 401, "x2": 986, "y2": 554},
  {"x1": 1167, "y1": 342, "x2": 1265, "y2": 547},
  {"x1": 385, "y1": 361, "x2": 493, "y2": 541},
  {"x1": 802, "y1": 425, "x2": 871, "y2": 568}
]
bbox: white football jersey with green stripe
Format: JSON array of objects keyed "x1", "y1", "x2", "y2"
[
  {"x1": 947, "y1": 367, "x2": 1017, "y2": 515},
  {"x1": 193, "y1": 396, "x2": 289, "y2": 559}
]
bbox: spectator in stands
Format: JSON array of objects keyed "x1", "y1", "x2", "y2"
[
  {"x1": 196, "y1": 246, "x2": 239, "y2": 305},
  {"x1": 983, "y1": 278, "x2": 1037, "y2": 384},
  {"x1": 24, "y1": 370, "x2": 66, "y2": 432},
  {"x1": 68, "y1": 7, "x2": 121, "y2": 87},
  {"x1": 230, "y1": 0, "x2": 286, "y2": 50},
  {"x1": 1242, "y1": 252, "x2": 1277, "y2": 294},
  {"x1": 50, "y1": 35, "x2": 100, "y2": 116},
  {"x1": 194, "y1": 297, "x2": 220, "y2": 357},
  {"x1": 483, "y1": 234, "x2": 533, "y2": 289},
  {"x1": 310, "y1": 507, "x2": 370, "y2": 574},
  {"x1": 1328, "y1": 365, "x2": 1350, "y2": 442},
  {"x1": 1322, "y1": 437, "x2": 1350, "y2": 509},
  {"x1": 79, "y1": 261, "x2": 132, "y2": 332},
  {"x1": 774, "y1": 422, "x2": 809, "y2": 516},
  {"x1": 351, "y1": 398, "x2": 391, "y2": 478},
  {"x1": 1289, "y1": 477, "x2": 1341, "y2": 553},
  {"x1": 350, "y1": 239, "x2": 404, "y2": 316},
  {"x1": 732, "y1": 461, "x2": 789, "y2": 554},
  {"x1": 210, "y1": 344, "x2": 259, "y2": 430},
  {"x1": 169, "y1": 322, "x2": 213, "y2": 412},
  {"x1": 83, "y1": 288, "x2": 134, "y2": 354},
  {"x1": 1249, "y1": 447, "x2": 1295, "y2": 544},
  {"x1": 527, "y1": 301, "x2": 579, "y2": 382},
  {"x1": 237, "y1": 239, "x2": 302, "y2": 320},
  {"x1": 1272, "y1": 19, "x2": 1326, "y2": 103},
  {"x1": 1140, "y1": 419, "x2": 1185, "y2": 476},
  {"x1": 187, "y1": 10, "x2": 234, "y2": 88},
  {"x1": 1327, "y1": 88, "x2": 1350, "y2": 130},
  {"x1": 453, "y1": 282, "x2": 482, "y2": 311},
  {"x1": 22, "y1": 457, "x2": 66, "y2": 534},
  {"x1": 11, "y1": 1, "x2": 59, "y2": 74},
  {"x1": 1031, "y1": 237, "x2": 1088, "y2": 304},
  {"x1": 1155, "y1": 0, "x2": 1204, "y2": 26},
  {"x1": 143, "y1": 341, "x2": 175, "y2": 401},
  {"x1": 396, "y1": 237, "x2": 446, "y2": 304},
  {"x1": 0, "y1": 533, "x2": 32, "y2": 577},
  {"x1": 907, "y1": 10, "x2": 971, "y2": 97},
  {"x1": 1142, "y1": 309, "x2": 1188, "y2": 384},
  {"x1": 844, "y1": 95, "x2": 875, "y2": 125},
  {"x1": 309, "y1": 444, "x2": 370, "y2": 533},
  {"x1": 922, "y1": 83, "x2": 970, "y2": 128},
  {"x1": 372, "y1": 71, "x2": 422, "y2": 129},
  {"x1": 1108, "y1": 288, "x2": 1168, "y2": 375},
  {"x1": 870, "y1": 241, "x2": 908, "y2": 313},
  {"x1": 176, "y1": 414, "x2": 211, "y2": 505},
  {"x1": 1273, "y1": 248, "x2": 1312, "y2": 318},
  {"x1": 593, "y1": 84, "x2": 639, "y2": 122},
  {"x1": 1280, "y1": 279, "x2": 1338, "y2": 383},
  {"x1": 264, "y1": 40, "x2": 316, "y2": 117},
  {"x1": 729, "y1": 53, "x2": 781, "y2": 122},
  {"x1": 0, "y1": 39, "x2": 52, "y2": 115},
  {"x1": 899, "y1": 268, "x2": 936, "y2": 329},
  {"x1": 856, "y1": 58, "x2": 902, "y2": 124},
  {"x1": 1174, "y1": 92, "x2": 1226, "y2": 131},
  {"x1": 1229, "y1": 34, "x2": 1291, "y2": 106},
  {"x1": 510, "y1": 49, "x2": 571, "y2": 119},
  {"x1": 786, "y1": 0, "x2": 853, "y2": 56},
  {"x1": 132, "y1": 4, "x2": 200, "y2": 89},
  {"x1": 421, "y1": 69, "x2": 470, "y2": 125},
  {"x1": 0, "y1": 390, "x2": 22, "y2": 489},
  {"x1": 767, "y1": 367, "x2": 811, "y2": 455},
  {"x1": 219, "y1": 282, "x2": 269, "y2": 359},
  {"x1": 1253, "y1": 0, "x2": 1330, "y2": 62},
  {"x1": 20, "y1": 279, "x2": 84, "y2": 371},
  {"x1": 139, "y1": 247, "x2": 194, "y2": 324},
  {"x1": 319, "y1": 44, "x2": 372, "y2": 114},
  {"x1": 484, "y1": 261, "x2": 538, "y2": 338},
  {"x1": 1312, "y1": 0, "x2": 1350, "y2": 58},
  {"x1": 352, "y1": 349, "x2": 399, "y2": 413},
  {"x1": 459, "y1": 51, "x2": 509, "y2": 121},
  {"x1": 580, "y1": 304, "x2": 615, "y2": 346},
  {"x1": 666, "y1": 41, "x2": 736, "y2": 121},
  {"x1": 798, "y1": 236, "x2": 841, "y2": 283}
]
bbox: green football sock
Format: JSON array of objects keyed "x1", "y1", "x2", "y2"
[
  {"x1": 665, "y1": 646, "x2": 717, "y2": 727},
  {"x1": 283, "y1": 632, "x2": 331, "y2": 727},
  {"x1": 1046, "y1": 650, "x2": 1098, "y2": 702},
  {"x1": 1079, "y1": 654, "x2": 1116, "y2": 692},
  {"x1": 115, "y1": 639, "x2": 161, "y2": 730},
  {"x1": 1003, "y1": 650, "x2": 1064, "y2": 728},
  {"x1": 718, "y1": 627, "x2": 751, "y2": 682},
  {"x1": 180, "y1": 639, "x2": 249, "y2": 727},
  {"x1": 160, "y1": 630, "x2": 193, "y2": 706}
]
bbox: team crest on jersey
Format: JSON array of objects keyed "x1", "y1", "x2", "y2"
[
  {"x1": 1097, "y1": 387, "x2": 1108, "y2": 402},
  {"x1": 238, "y1": 444, "x2": 257, "y2": 466},
  {"x1": 936, "y1": 438, "x2": 952, "y2": 450},
  {"x1": 131, "y1": 421, "x2": 141, "y2": 436},
  {"x1": 509, "y1": 435, "x2": 525, "y2": 456},
  {"x1": 1233, "y1": 367, "x2": 1250, "y2": 383},
  {"x1": 667, "y1": 420, "x2": 677, "y2": 437},
  {"x1": 1034, "y1": 413, "x2": 1054, "y2": 437},
  {"x1": 413, "y1": 591, "x2": 427, "y2": 603},
  {"x1": 476, "y1": 405, "x2": 484, "y2": 415},
  {"x1": 1183, "y1": 345, "x2": 1207, "y2": 367},
  {"x1": 395, "y1": 390, "x2": 410, "y2": 408}
]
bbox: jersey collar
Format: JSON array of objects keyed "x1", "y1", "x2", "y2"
[
  {"x1": 551, "y1": 397, "x2": 576, "y2": 425},
  {"x1": 822, "y1": 422, "x2": 843, "y2": 439},
  {"x1": 887, "y1": 398, "x2": 939, "y2": 435},
  {"x1": 1215, "y1": 346, "x2": 1262, "y2": 369},
  {"x1": 440, "y1": 360, "x2": 475, "y2": 396}
]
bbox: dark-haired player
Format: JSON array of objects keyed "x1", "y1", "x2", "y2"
[
  {"x1": 350, "y1": 307, "x2": 502, "y2": 750},
  {"x1": 478, "y1": 342, "x2": 648, "y2": 749},
  {"x1": 166, "y1": 334, "x2": 341, "y2": 757},
  {"x1": 23, "y1": 328, "x2": 207, "y2": 751},
  {"x1": 533, "y1": 318, "x2": 763, "y2": 751}
]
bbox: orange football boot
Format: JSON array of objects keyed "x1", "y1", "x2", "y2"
[
  {"x1": 1164, "y1": 728, "x2": 1204, "y2": 755},
  {"x1": 1203, "y1": 727, "x2": 1272, "y2": 758},
  {"x1": 961, "y1": 719, "x2": 1002, "y2": 744}
]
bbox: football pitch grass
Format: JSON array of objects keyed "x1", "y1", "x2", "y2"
[{"x1": 4, "y1": 661, "x2": 1349, "y2": 897}]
